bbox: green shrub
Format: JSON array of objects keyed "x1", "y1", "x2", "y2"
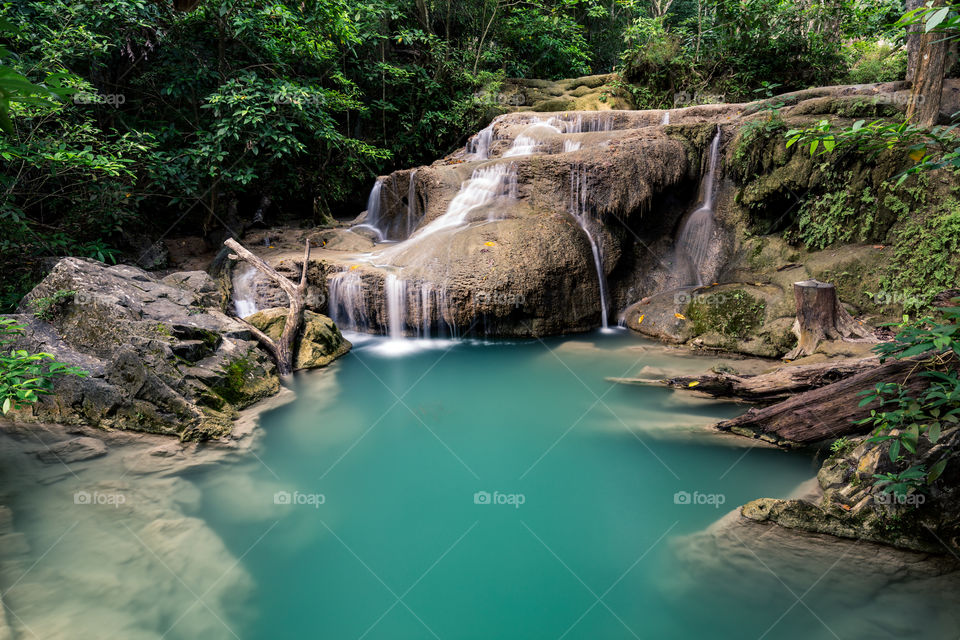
[{"x1": 0, "y1": 318, "x2": 86, "y2": 414}]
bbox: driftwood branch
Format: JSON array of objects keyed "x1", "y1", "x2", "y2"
[{"x1": 224, "y1": 238, "x2": 310, "y2": 376}]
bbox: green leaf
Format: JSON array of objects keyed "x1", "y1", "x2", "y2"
[{"x1": 927, "y1": 459, "x2": 947, "y2": 484}]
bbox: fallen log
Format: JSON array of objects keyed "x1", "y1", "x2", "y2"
[
  {"x1": 224, "y1": 238, "x2": 310, "y2": 376},
  {"x1": 715, "y1": 356, "x2": 928, "y2": 446},
  {"x1": 611, "y1": 356, "x2": 881, "y2": 404}
]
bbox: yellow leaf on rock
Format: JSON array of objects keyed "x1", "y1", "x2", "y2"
[
  {"x1": 908, "y1": 148, "x2": 925, "y2": 162},
  {"x1": 484, "y1": 241, "x2": 496, "y2": 246},
  {"x1": 350, "y1": 265, "x2": 358, "y2": 270},
  {"x1": 637, "y1": 315, "x2": 645, "y2": 324},
  {"x1": 675, "y1": 313, "x2": 686, "y2": 320},
  {"x1": 688, "y1": 381, "x2": 700, "y2": 387}
]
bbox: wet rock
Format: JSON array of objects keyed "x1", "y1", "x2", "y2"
[
  {"x1": 35, "y1": 437, "x2": 107, "y2": 464},
  {"x1": 6, "y1": 258, "x2": 281, "y2": 440}
]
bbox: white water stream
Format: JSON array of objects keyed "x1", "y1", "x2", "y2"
[{"x1": 676, "y1": 128, "x2": 721, "y2": 286}]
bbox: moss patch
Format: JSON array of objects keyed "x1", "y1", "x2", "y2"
[{"x1": 686, "y1": 289, "x2": 766, "y2": 339}]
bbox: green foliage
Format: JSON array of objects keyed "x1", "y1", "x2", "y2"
[
  {"x1": 0, "y1": 317, "x2": 87, "y2": 415},
  {"x1": 842, "y1": 40, "x2": 907, "y2": 84},
  {"x1": 830, "y1": 436, "x2": 855, "y2": 457},
  {"x1": 686, "y1": 290, "x2": 766, "y2": 339},
  {"x1": 856, "y1": 304, "x2": 960, "y2": 498},
  {"x1": 31, "y1": 290, "x2": 75, "y2": 321}
]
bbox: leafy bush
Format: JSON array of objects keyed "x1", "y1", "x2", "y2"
[{"x1": 0, "y1": 318, "x2": 87, "y2": 415}]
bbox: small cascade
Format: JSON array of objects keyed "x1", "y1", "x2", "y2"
[
  {"x1": 350, "y1": 179, "x2": 386, "y2": 241},
  {"x1": 676, "y1": 128, "x2": 722, "y2": 286},
  {"x1": 661, "y1": 111, "x2": 670, "y2": 125},
  {"x1": 466, "y1": 124, "x2": 494, "y2": 160},
  {"x1": 569, "y1": 164, "x2": 611, "y2": 329},
  {"x1": 550, "y1": 112, "x2": 614, "y2": 134},
  {"x1": 563, "y1": 139, "x2": 582, "y2": 153},
  {"x1": 503, "y1": 119, "x2": 561, "y2": 157},
  {"x1": 328, "y1": 268, "x2": 371, "y2": 332},
  {"x1": 412, "y1": 163, "x2": 517, "y2": 239},
  {"x1": 232, "y1": 263, "x2": 260, "y2": 318},
  {"x1": 406, "y1": 170, "x2": 420, "y2": 237},
  {"x1": 385, "y1": 274, "x2": 407, "y2": 339}
]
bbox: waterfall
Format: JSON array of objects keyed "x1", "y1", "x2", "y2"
[
  {"x1": 466, "y1": 124, "x2": 494, "y2": 160},
  {"x1": 563, "y1": 140, "x2": 582, "y2": 153},
  {"x1": 661, "y1": 111, "x2": 670, "y2": 125},
  {"x1": 407, "y1": 170, "x2": 419, "y2": 237},
  {"x1": 676, "y1": 128, "x2": 722, "y2": 286},
  {"x1": 385, "y1": 274, "x2": 407, "y2": 339},
  {"x1": 232, "y1": 263, "x2": 259, "y2": 318},
  {"x1": 570, "y1": 164, "x2": 611, "y2": 330},
  {"x1": 549, "y1": 113, "x2": 614, "y2": 134},
  {"x1": 411, "y1": 163, "x2": 517, "y2": 239},
  {"x1": 328, "y1": 268, "x2": 370, "y2": 331},
  {"x1": 350, "y1": 179, "x2": 386, "y2": 242},
  {"x1": 503, "y1": 120, "x2": 561, "y2": 157}
]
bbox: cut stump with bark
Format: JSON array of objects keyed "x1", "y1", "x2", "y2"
[
  {"x1": 224, "y1": 238, "x2": 310, "y2": 376},
  {"x1": 784, "y1": 280, "x2": 872, "y2": 360}
]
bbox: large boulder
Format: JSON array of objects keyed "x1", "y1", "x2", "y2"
[
  {"x1": 6, "y1": 258, "x2": 284, "y2": 440},
  {"x1": 245, "y1": 308, "x2": 351, "y2": 369}
]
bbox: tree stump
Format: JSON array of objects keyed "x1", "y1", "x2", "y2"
[{"x1": 784, "y1": 280, "x2": 872, "y2": 360}]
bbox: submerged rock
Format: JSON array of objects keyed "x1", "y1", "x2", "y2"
[
  {"x1": 35, "y1": 436, "x2": 107, "y2": 464},
  {"x1": 6, "y1": 258, "x2": 283, "y2": 440},
  {"x1": 245, "y1": 308, "x2": 351, "y2": 369}
]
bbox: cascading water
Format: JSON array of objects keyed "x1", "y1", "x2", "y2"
[
  {"x1": 406, "y1": 170, "x2": 420, "y2": 237},
  {"x1": 232, "y1": 263, "x2": 260, "y2": 318},
  {"x1": 466, "y1": 124, "x2": 494, "y2": 160},
  {"x1": 351, "y1": 179, "x2": 386, "y2": 242},
  {"x1": 328, "y1": 268, "x2": 371, "y2": 332},
  {"x1": 563, "y1": 139, "x2": 582, "y2": 153},
  {"x1": 570, "y1": 164, "x2": 611, "y2": 330},
  {"x1": 661, "y1": 111, "x2": 670, "y2": 125},
  {"x1": 676, "y1": 128, "x2": 722, "y2": 286},
  {"x1": 385, "y1": 273, "x2": 407, "y2": 339},
  {"x1": 411, "y1": 163, "x2": 517, "y2": 239},
  {"x1": 503, "y1": 120, "x2": 561, "y2": 157}
]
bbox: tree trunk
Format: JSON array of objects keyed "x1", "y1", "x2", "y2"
[
  {"x1": 224, "y1": 238, "x2": 310, "y2": 376},
  {"x1": 715, "y1": 357, "x2": 929, "y2": 446},
  {"x1": 784, "y1": 280, "x2": 872, "y2": 360},
  {"x1": 610, "y1": 356, "x2": 882, "y2": 404},
  {"x1": 905, "y1": 0, "x2": 925, "y2": 83},
  {"x1": 906, "y1": 0, "x2": 947, "y2": 126}
]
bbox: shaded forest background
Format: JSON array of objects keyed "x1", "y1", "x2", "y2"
[{"x1": 0, "y1": 0, "x2": 938, "y2": 309}]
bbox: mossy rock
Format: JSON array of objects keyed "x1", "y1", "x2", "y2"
[{"x1": 246, "y1": 308, "x2": 352, "y2": 370}]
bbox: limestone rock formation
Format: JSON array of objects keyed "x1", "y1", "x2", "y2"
[{"x1": 6, "y1": 258, "x2": 285, "y2": 440}]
